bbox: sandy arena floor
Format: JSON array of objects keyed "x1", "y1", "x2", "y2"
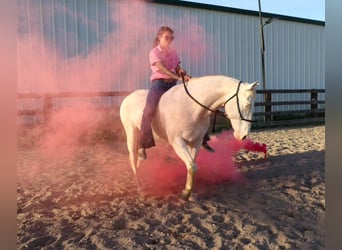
[{"x1": 17, "y1": 125, "x2": 325, "y2": 249}]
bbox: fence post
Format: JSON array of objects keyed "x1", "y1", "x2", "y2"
[
  {"x1": 265, "y1": 91, "x2": 272, "y2": 121},
  {"x1": 311, "y1": 90, "x2": 318, "y2": 117},
  {"x1": 43, "y1": 95, "x2": 53, "y2": 123}
]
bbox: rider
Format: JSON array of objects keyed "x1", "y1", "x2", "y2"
[{"x1": 138, "y1": 26, "x2": 214, "y2": 160}]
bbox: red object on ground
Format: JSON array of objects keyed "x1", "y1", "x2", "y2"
[{"x1": 241, "y1": 139, "x2": 267, "y2": 158}]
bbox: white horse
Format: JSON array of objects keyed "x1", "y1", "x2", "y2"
[{"x1": 120, "y1": 75, "x2": 259, "y2": 200}]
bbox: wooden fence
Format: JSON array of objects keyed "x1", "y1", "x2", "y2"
[
  {"x1": 17, "y1": 89, "x2": 325, "y2": 127},
  {"x1": 17, "y1": 91, "x2": 131, "y2": 123},
  {"x1": 253, "y1": 89, "x2": 325, "y2": 127}
]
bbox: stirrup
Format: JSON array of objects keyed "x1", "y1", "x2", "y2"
[{"x1": 138, "y1": 148, "x2": 147, "y2": 160}]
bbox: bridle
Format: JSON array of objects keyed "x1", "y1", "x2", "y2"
[{"x1": 181, "y1": 74, "x2": 253, "y2": 123}]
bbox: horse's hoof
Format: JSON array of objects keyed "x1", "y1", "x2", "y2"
[{"x1": 181, "y1": 189, "x2": 191, "y2": 200}]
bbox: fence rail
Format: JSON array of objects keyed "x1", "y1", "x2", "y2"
[
  {"x1": 17, "y1": 89, "x2": 325, "y2": 127},
  {"x1": 253, "y1": 89, "x2": 325, "y2": 127},
  {"x1": 17, "y1": 91, "x2": 131, "y2": 121}
]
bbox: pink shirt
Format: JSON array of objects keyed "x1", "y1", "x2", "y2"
[{"x1": 149, "y1": 45, "x2": 180, "y2": 82}]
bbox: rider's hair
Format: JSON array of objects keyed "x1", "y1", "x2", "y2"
[{"x1": 152, "y1": 26, "x2": 174, "y2": 48}]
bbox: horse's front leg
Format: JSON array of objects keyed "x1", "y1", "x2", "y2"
[
  {"x1": 171, "y1": 138, "x2": 199, "y2": 200},
  {"x1": 181, "y1": 162, "x2": 198, "y2": 200}
]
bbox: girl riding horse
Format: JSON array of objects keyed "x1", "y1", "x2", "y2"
[{"x1": 138, "y1": 26, "x2": 214, "y2": 160}]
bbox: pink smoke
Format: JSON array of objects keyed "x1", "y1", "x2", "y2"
[
  {"x1": 17, "y1": 0, "x2": 222, "y2": 202},
  {"x1": 137, "y1": 131, "x2": 267, "y2": 197},
  {"x1": 37, "y1": 105, "x2": 103, "y2": 158},
  {"x1": 17, "y1": 0, "x2": 208, "y2": 93},
  {"x1": 17, "y1": 0, "x2": 209, "y2": 159}
]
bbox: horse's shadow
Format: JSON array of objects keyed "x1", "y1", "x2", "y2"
[
  {"x1": 207, "y1": 150, "x2": 325, "y2": 242},
  {"x1": 242, "y1": 150, "x2": 325, "y2": 184}
]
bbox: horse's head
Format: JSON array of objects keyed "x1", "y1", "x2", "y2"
[{"x1": 225, "y1": 81, "x2": 259, "y2": 140}]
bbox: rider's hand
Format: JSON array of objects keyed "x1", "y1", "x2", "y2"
[
  {"x1": 178, "y1": 68, "x2": 187, "y2": 76},
  {"x1": 178, "y1": 68, "x2": 191, "y2": 82},
  {"x1": 183, "y1": 74, "x2": 191, "y2": 82}
]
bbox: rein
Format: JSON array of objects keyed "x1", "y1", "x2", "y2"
[{"x1": 181, "y1": 74, "x2": 253, "y2": 123}]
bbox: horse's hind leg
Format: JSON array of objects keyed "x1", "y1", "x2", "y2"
[{"x1": 125, "y1": 127, "x2": 142, "y2": 186}]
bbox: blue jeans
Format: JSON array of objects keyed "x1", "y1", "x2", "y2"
[{"x1": 139, "y1": 79, "x2": 177, "y2": 148}]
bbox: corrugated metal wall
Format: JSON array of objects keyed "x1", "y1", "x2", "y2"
[{"x1": 17, "y1": 0, "x2": 325, "y2": 118}]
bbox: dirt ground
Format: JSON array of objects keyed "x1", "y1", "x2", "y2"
[{"x1": 17, "y1": 125, "x2": 325, "y2": 249}]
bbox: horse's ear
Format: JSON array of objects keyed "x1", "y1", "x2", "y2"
[{"x1": 248, "y1": 81, "x2": 259, "y2": 90}]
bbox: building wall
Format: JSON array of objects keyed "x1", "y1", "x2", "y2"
[{"x1": 17, "y1": 0, "x2": 325, "y2": 117}]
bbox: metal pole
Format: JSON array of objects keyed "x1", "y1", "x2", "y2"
[
  {"x1": 258, "y1": 0, "x2": 268, "y2": 121},
  {"x1": 258, "y1": 0, "x2": 266, "y2": 91}
]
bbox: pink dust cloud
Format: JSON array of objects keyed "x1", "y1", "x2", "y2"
[
  {"x1": 17, "y1": 0, "x2": 209, "y2": 159},
  {"x1": 17, "y1": 0, "x2": 208, "y2": 92},
  {"x1": 136, "y1": 131, "x2": 267, "y2": 197},
  {"x1": 17, "y1": 0, "x2": 218, "y2": 198},
  {"x1": 37, "y1": 105, "x2": 103, "y2": 158}
]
